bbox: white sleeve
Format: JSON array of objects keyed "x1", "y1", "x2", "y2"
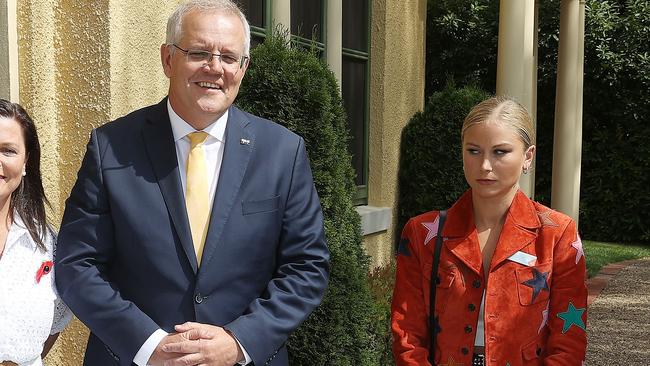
[{"x1": 133, "y1": 329, "x2": 168, "y2": 366}]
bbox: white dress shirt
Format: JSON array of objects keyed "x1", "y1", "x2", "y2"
[
  {"x1": 133, "y1": 101, "x2": 251, "y2": 366},
  {"x1": 0, "y1": 215, "x2": 72, "y2": 366}
]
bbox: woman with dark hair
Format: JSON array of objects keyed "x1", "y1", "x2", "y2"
[
  {"x1": 392, "y1": 96, "x2": 587, "y2": 366},
  {"x1": 0, "y1": 99, "x2": 71, "y2": 366}
]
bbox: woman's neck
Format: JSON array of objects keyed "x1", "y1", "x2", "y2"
[{"x1": 472, "y1": 187, "x2": 518, "y2": 230}]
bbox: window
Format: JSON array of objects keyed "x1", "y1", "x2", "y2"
[{"x1": 342, "y1": 0, "x2": 370, "y2": 204}]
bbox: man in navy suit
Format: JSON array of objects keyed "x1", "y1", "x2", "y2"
[{"x1": 55, "y1": 1, "x2": 329, "y2": 365}]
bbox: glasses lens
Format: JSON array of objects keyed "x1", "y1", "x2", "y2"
[{"x1": 187, "y1": 50, "x2": 211, "y2": 63}]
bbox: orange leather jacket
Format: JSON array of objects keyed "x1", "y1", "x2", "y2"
[{"x1": 392, "y1": 190, "x2": 587, "y2": 366}]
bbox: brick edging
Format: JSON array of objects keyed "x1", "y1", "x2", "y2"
[{"x1": 587, "y1": 258, "x2": 648, "y2": 306}]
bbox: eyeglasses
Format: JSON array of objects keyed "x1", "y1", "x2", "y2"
[{"x1": 171, "y1": 44, "x2": 248, "y2": 71}]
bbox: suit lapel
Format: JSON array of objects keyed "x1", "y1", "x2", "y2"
[
  {"x1": 199, "y1": 107, "x2": 254, "y2": 270},
  {"x1": 141, "y1": 99, "x2": 198, "y2": 273}
]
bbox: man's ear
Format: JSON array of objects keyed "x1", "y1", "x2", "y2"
[{"x1": 161, "y1": 44, "x2": 173, "y2": 78}]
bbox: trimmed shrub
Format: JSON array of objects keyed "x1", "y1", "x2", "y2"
[
  {"x1": 396, "y1": 84, "x2": 489, "y2": 236},
  {"x1": 236, "y1": 32, "x2": 384, "y2": 365}
]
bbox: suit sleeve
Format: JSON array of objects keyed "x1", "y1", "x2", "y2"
[
  {"x1": 544, "y1": 220, "x2": 588, "y2": 365},
  {"x1": 391, "y1": 218, "x2": 432, "y2": 366},
  {"x1": 55, "y1": 130, "x2": 160, "y2": 365},
  {"x1": 224, "y1": 137, "x2": 330, "y2": 366}
]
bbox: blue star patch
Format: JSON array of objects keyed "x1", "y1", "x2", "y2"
[
  {"x1": 522, "y1": 268, "x2": 550, "y2": 302},
  {"x1": 429, "y1": 314, "x2": 442, "y2": 336},
  {"x1": 397, "y1": 237, "x2": 411, "y2": 257}
]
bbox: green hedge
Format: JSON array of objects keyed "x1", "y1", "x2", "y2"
[
  {"x1": 396, "y1": 84, "x2": 489, "y2": 236},
  {"x1": 236, "y1": 32, "x2": 384, "y2": 365}
]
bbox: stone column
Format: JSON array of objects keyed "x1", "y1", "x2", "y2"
[
  {"x1": 551, "y1": 0, "x2": 585, "y2": 224},
  {"x1": 326, "y1": 0, "x2": 342, "y2": 86},
  {"x1": 271, "y1": 0, "x2": 291, "y2": 39},
  {"x1": 495, "y1": 0, "x2": 538, "y2": 197},
  {"x1": 0, "y1": 0, "x2": 19, "y2": 101}
]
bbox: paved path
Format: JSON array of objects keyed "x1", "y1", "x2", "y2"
[{"x1": 586, "y1": 258, "x2": 650, "y2": 365}]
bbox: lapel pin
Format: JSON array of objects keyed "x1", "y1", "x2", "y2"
[{"x1": 240, "y1": 138, "x2": 250, "y2": 145}]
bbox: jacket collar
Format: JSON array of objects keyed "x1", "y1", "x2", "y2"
[{"x1": 442, "y1": 189, "x2": 541, "y2": 276}]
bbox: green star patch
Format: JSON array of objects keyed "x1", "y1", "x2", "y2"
[{"x1": 557, "y1": 301, "x2": 586, "y2": 333}]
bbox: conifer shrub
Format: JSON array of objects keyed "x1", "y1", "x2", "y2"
[
  {"x1": 236, "y1": 32, "x2": 384, "y2": 365},
  {"x1": 396, "y1": 84, "x2": 489, "y2": 235}
]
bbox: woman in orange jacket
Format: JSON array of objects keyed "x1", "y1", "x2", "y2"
[{"x1": 392, "y1": 96, "x2": 587, "y2": 366}]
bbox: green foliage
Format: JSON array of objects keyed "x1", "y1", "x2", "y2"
[
  {"x1": 368, "y1": 262, "x2": 397, "y2": 366},
  {"x1": 425, "y1": 0, "x2": 499, "y2": 96},
  {"x1": 236, "y1": 31, "x2": 384, "y2": 365},
  {"x1": 425, "y1": 0, "x2": 650, "y2": 243},
  {"x1": 397, "y1": 84, "x2": 489, "y2": 234}
]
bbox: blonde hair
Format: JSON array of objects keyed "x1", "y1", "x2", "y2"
[
  {"x1": 166, "y1": 0, "x2": 251, "y2": 56},
  {"x1": 461, "y1": 96, "x2": 535, "y2": 149}
]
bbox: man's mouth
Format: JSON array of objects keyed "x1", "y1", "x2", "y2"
[{"x1": 197, "y1": 81, "x2": 222, "y2": 90}]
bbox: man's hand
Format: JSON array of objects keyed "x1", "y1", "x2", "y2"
[
  {"x1": 148, "y1": 333, "x2": 190, "y2": 365},
  {"x1": 160, "y1": 322, "x2": 244, "y2": 366}
]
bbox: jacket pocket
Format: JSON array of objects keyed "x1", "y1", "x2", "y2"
[
  {"x1": 521, "y1": 330, "x2": 547, "y2": 362},
  {"x1": 515, "y1": 262, "x2": 552, "y2": 306},
  {"x1": 431, "y1": 264, "x2": 458, "y2": 315},
  {"x1": 242, "y1": 195, "x2": 280, "y2": 215}
]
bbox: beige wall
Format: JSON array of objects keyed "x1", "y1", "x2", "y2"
[
  {"x1": 16, "y1": 1, "x2": 177, "y2": 364},
  {"x1": 15, "y1": 0, "x2": 426, "y2": 363},
  {"x1": 365, "y1": 0, "x2": 427, "y2": 268}
]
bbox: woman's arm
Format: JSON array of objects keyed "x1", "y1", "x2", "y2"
[{"x1": 41, "y1": 333, "x2": 60, "y2": 359}]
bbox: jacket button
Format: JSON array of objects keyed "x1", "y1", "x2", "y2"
[
  {"x1": 472, "y1": 279, "x2": 481, "y2": 288},
  {"x1": 464, "y1": 325, "x2": 472, "y2": 333},
  {"x1": 194, "y1": 294, "x2": 203, "y2": 304},
  {"x1": 461, "y1": 347, "x2": 469, "y2": 355},
  {"x1": 468, "y1": 303, "x2": 476, "y2": 311}
]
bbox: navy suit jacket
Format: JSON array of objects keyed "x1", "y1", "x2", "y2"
[{"x1": 55, "y1": 99, "x2": 329, "y2": 366}]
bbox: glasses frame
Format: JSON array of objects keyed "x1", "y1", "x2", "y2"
[{"x1": 171, "y1": 44, "x2": 249, "y2": 70}]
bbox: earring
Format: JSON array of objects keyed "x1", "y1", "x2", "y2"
[
  {"x1": 523, "y1": 167, "x2": 529, "y2": 175},
  {"x1": 22, "y1": 171, "x2": 26, "y2": 176}
]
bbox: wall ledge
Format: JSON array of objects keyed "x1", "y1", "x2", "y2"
[{"x1": 355, "y1": 205, "x2": 392, "y2": 236}]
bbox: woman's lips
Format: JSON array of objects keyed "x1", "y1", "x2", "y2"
[{"x1": 477, "y1": 179, "x2": 496, "y2": 185}]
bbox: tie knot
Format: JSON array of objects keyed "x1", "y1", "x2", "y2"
[{"x1": 188, "y1": 131, "x2": 209, "y2": 148}]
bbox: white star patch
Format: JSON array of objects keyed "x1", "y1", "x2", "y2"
[
  {"x1": 421, "y1": 215, "x2": 440, "y2": 246},
  {"x1": 538, "y1": 301, "x2": 549, "y2": 334},
  {"x1": 571, "y1": 235, "x2": 585, "y2": 264}
]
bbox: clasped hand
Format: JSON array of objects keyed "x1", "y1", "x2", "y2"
[{"x1": 149, "y1": 322, "x2": 244, "y2": 366}]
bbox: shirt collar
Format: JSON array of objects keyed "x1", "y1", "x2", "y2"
[
  {"x1": 167, "y1": 99, "x2": 228, "y2": 142},
  {"x1": 5, "y1": 213, "x2": 32, "y2": 251}
]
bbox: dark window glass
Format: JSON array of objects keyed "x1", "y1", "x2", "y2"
[
  {"x1": 251, "y1": 35, "x2": 263, "y2": 48},
  {"x1": 235, "y1": 0, "x2": 265, "y2": 28},
  {"x1": 342, "y1": 56, "x2": 367, "y2": 186},
  {"x1": 342, "y1": 0, "x2": 368, "y2": 51},
  {"x1": 291, "y1": 1, "x2": 323, "y2": 42}
]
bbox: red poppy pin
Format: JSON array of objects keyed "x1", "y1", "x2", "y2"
[{"x1": 36, "y1": 261, "x2": 54, "y2": 283}]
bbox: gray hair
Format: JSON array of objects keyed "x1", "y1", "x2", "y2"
[{"x1": 166, "y1": 0, "x2": 251, "y2": 56}]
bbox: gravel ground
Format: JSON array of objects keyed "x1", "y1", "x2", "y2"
[{"x1": 586, "y1": 259, "x2": 650, "y2": 365}]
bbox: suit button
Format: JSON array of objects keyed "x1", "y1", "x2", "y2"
[
  {"x1": 194, "y1": 294, "x2": 203, "y2": 304},
  {"x1": 461, "y1": 347, "x2": 469, "y2": 355},
  {"x1": 468, "y1": 303, "x2": 476, "y2": 311},
  {"x1": 472, "y1": 279, "x2": 481, "y2": 288},
  {"x1": 464, "y1": 325, "x2": 472, "y2": 333}
]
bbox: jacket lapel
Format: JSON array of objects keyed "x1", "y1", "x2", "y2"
[
  {"x1": 489, "y1": 191, "x2": 540, "y2": 271},
  {"x1": 442, "y1": 190, "x2": 483, "y2": 276},
  {"x1": 198, "y1": 107, "x2": 254, "y2": 271},
  {"x1": 141, "y1": 98, "x2": 198, "y2": 273}
]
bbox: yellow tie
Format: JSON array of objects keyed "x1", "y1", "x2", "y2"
[{"x1": 186, "y1": 131, "x2": 210, "y2": 265}]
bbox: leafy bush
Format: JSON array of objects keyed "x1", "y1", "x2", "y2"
[
  {"x1": 368, "y1": 262, "x2": 397, "y2": 366},
  {"x1": 236, "y1": 32, "x2": 384, "y2": 365},
  {"x1": 396, "y1": 84, "x2": 489, "y2": 235},
  {"x1": 426, "y1": 0, "x2": 650, "y2": 243}
]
